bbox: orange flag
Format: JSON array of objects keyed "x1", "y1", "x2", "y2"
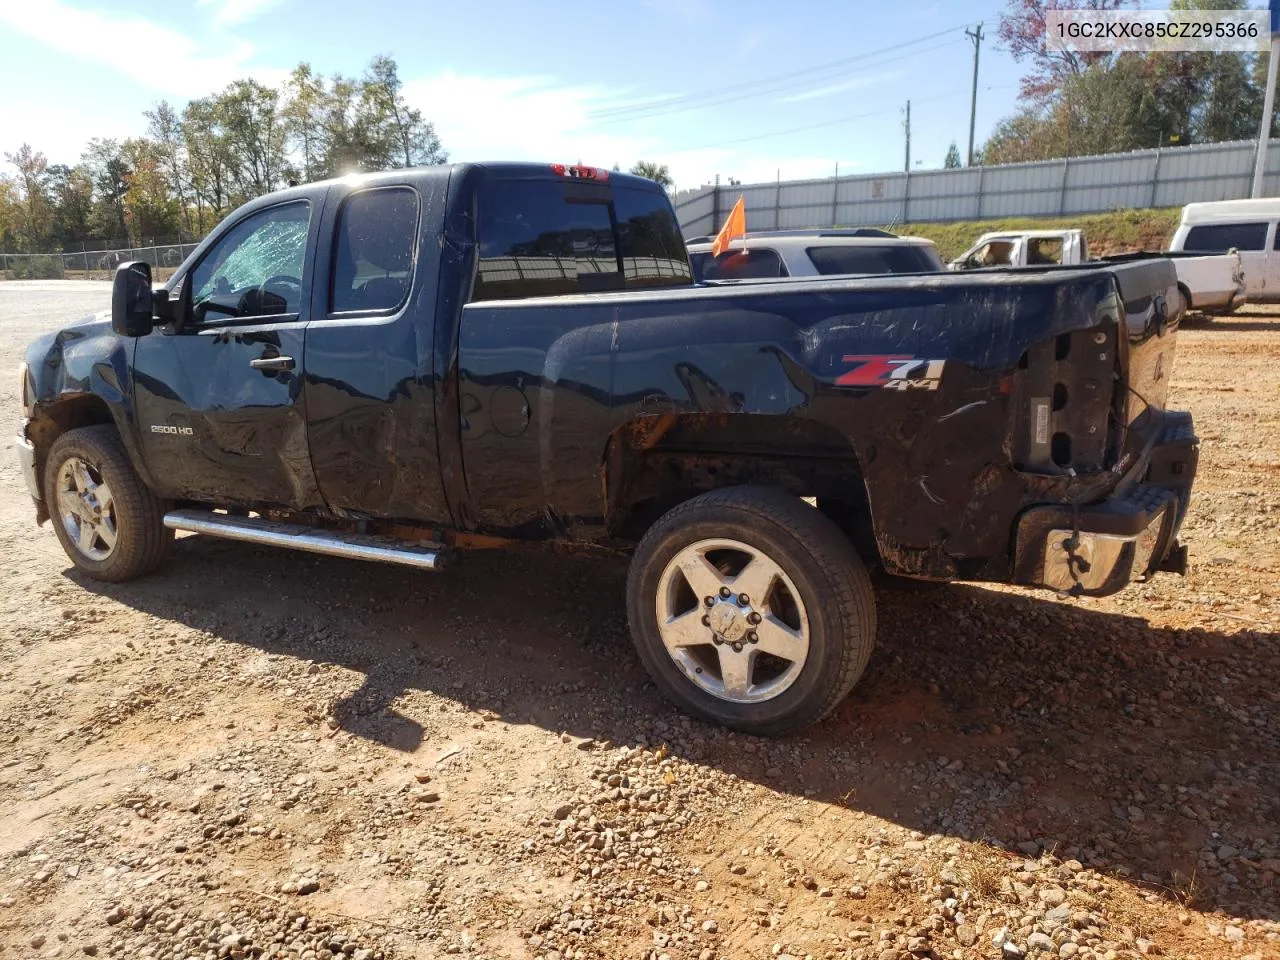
[{"x1": 710, "y1": 195, "x2": 746, "y2": 256}]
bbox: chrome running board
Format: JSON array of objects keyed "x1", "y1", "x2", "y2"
[{"x1": 163, "y1": 509, "x2": 450, "y2": 571}]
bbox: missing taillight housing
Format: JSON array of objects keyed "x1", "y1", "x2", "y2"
[{"x1": 1012, "y1": 324, "x2": 1116, "y2": 474}]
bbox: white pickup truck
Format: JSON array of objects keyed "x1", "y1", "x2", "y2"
[{"x1": 949, "y1": 228, "x2": 1245, "y2": 317}]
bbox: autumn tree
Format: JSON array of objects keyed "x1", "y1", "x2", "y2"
[
  {"x1": 4, "y1": 144, "x2": 52, "y2": 249},
  {"x1": 985, "y1": 0, "x2": 1269, "y2": 162}
]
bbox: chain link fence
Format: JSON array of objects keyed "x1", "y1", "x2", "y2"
[{"x1": 0, "y1": 242, "x2": 201, "y2": 282}]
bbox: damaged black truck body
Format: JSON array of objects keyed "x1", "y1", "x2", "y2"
[{"x1": 16, "y1": 163, "x2": 1197, "y2": 734}]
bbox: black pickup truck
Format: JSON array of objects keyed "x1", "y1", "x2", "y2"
[{"x1": 16, "y1": 162, "x2": 1198, "y2": 734}]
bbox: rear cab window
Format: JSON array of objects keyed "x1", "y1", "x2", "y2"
[
  {"x1": 805, "y1": 243, "x2": 940, "y2": 276},
  {"x1": 472, "y1": 176, "x2": 691, "y2": 301},
  {"x1": 1184, "y1": 222, "x2": 1267, "y2": 251}
]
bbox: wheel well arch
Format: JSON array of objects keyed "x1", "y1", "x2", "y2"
[
  {"x1": 1176, "y1": 281, "x2": 1192, "y2": 311},
  {"x1": 27, "y1": 395, "x2": 118, "y2": 520},
  {"x1": 602, "y1": 412, "x2": 880, "y2": 562}
]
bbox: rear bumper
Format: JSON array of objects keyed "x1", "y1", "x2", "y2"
[
  {"x1": 15, "y1": 422, "x2": 40, "y2": 502},
  {"x1": 1013, "y1": 410, "x2": 1198, "y2": 596}
]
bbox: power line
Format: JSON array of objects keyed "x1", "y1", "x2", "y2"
[
  {"x1": 678, "y1": 90, "x2": 969, "y2": 153},
  {"x1": 588, "y1": 22, "x2": 987, "y2": 123},
  {"x1": 590, "y1": 36, "x2": 970, "y2": 126}
]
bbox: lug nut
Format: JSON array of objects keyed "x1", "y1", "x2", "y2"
[
  {"x1": 719, "y1": 587, "x2": 731, "y2": 598},
  {"x1": 701, "y1": 615, "x2": 710, "y2": 626},
  {"x1": 704, "y1": 596, "x2": 715, "y2": 607},
  {"x1": 731, "y1": 643, "x2": 743, "y2": 653},
  {"x1": 747, "y1": 612, "x2": 762, "y2": 624},
  {"x1": 748, "y1": 631, "x2": 758, "y2": 643},
  {"x1": 738, "y1": 593, "x2": 749, "y2": 604}
]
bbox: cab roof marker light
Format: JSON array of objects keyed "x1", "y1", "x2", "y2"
[{"x1": 549, "y1": 163, "x2": 608, "y2": 182}]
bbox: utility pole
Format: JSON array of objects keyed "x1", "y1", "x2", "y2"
[
  {"x1": 903, "y1": 100, "x2": 911, "y2": 173},
  {"x1": 1252, "y1": 1, "x2": 1280, "y2": 197},
  {"x1": 965, "y1": 23, "x2": 984, "y2": 166}
]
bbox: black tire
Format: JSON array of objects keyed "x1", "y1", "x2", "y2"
[
  {"x1": 43, "y1": 425, "x2": 172, "y2": 582},
  {"x1": 626, "y1": 486, "x2": 876, "y2": 736}
]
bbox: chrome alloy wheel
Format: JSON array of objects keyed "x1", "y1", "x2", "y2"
[
  {"x1": 654, "y1": 538, "x2": 810, "y2": 704},
  {"x1": 56, "y1": 456, "x2": 118, "y2": 562}
]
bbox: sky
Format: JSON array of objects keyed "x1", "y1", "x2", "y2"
[{"x1": 0, "y1": 0, "x2": 1027, "y2": 193}]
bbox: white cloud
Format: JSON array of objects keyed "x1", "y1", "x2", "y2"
[
  {"x1": 197, "y1": 0, "x2": 283, "y2": 26},
  {"x1": 402, "y1": 70, "x2": 858, "y2": 193},
  {"x1": 0, "y1": 1, "x2": 285, "y2": 98},
  {"x1": 403, "y1": 72, "x2": 653, "y2": 170},
  {"x1": 776, "y1": 70, "x2": 905, "y2": 104}
]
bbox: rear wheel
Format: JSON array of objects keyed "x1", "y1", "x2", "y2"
[
  {"x1": 626, "y1": 486, "x2": 876, "y2": 736},
  {"x1": 44, "y1": 425, "x2": 172, "y2": 582}
]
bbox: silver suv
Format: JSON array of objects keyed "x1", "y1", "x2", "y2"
[{"x1": 686, "y1": 229, "x2": 944, "y2": 283}]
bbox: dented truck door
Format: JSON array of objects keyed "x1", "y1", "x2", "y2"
[{"x1": 132, "y1": 197, "x2": 324, "y2": 509}]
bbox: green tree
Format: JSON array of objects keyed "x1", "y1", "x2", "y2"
[
  {"x1": 217, "y1": 79, "x2": 288, "y2": 199},
  {"x1": 281, "y1": 64, "x2": 329, "y2": 183},
  {"x1": 182, "y1": 96, "x2": 235, "y2": 227},
  {"x1": 47, "y1": 164, "x2": 96, "y2": 246},
  {"x1": 145, "y1": 100, "x2": 193, "y2": 234},
  {"x1": 83, "y1": 139, "x2": 130, "y2": 242},
  {"x1": 629, "y1": 161, "x2": 674, "y2": 190},
  {"x1": 944, "y1": 142, "x2": 962, "y2": 168},
  {"x1": 360, "y1": 55, "x2": 447, "y2": 169}
]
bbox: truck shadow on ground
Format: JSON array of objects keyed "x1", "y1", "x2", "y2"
[{"x1": 70, "y1": 535, "x2": 1279, "y2": 923}]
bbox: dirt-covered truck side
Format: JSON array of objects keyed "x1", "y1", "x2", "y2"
[{"x1": 16, "y1": 163, "x2": 1198, "y2": 734}]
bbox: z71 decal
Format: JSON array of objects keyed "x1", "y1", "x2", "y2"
[{"x1": 836, "y1": 355, "x2": 946, "y2": 391}]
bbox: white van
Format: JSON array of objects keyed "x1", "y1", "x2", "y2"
[{"x1": 1168, "y1": 198, "x2": 1280, "y2": 303}]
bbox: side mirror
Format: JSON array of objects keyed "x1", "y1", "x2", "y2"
[{"x1": 111, "y1": 261, "x2": 154, "y2": 337}]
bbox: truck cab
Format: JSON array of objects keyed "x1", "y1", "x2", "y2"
[{"x1": 949, "y1": 229, "x2": 1086, "y2": 270}]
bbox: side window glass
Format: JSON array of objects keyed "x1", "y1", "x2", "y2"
[
  {"x1": 1184, "y1": 222, "x2": 1267, "y2": 251},
  {"x1": 331, "y1": 187, "x2": 419, "y2": 314},
  {"x1": 190, "y1": 201, "x2": 310, "y2": 323},
  {"x1": 1028, "y1": 238, "x2": 1063, "y2": 264},
  {"x1": 474, "y1": 181, "x2": 619, "y2": 301}
]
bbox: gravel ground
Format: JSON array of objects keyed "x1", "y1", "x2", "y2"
[{"x1": 0, "y1": 282, "x2": 1276, "y2": 960}]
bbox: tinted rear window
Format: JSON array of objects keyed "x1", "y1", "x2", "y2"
[
  {"x1": 805, "y1": 243, "x2": 941, "y2": 275},
  {"x1": 697, "y1": 248, "x2": 787, "y2": 281},
  {"x1": 1183, "y1": 222, "x2": 1267, "y2": 252},
  {"x1": 613, "y1": 185, "x2": 692, "y2": 288},
  {"x1": 474, "y1": 180, "x2": 619, "y2": 301},
  {"x1": 331, "y1": 187, "x2": 419, "y2": 314}
]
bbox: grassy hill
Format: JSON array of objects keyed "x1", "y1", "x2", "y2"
[{"x1": 897, "y1": 208, "x2": 1183, "y2": 262}]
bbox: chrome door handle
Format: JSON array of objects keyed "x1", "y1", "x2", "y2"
[{"x1": 250, "y1": 355, "x2": 295, "y2": 372}]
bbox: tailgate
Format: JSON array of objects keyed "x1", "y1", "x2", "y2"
[{"x1": 1106, "y1": 258, "x2": 1180, "y2": 429}]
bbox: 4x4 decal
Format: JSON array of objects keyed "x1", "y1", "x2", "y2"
[{"x1": 836, "y1": 355, "x2": 946, "y2": 391}]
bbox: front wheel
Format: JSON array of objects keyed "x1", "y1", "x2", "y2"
[
  {"x1": 44, "y1": 425, "x2": 172, "y2": 582},
  {"x1": 626, "y1": 486, "x2": 876, "y2": 736}
]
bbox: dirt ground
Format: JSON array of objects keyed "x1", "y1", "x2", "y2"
[{"x1": 0, "y1": 281, "x2": 1276, "y2": 960}]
